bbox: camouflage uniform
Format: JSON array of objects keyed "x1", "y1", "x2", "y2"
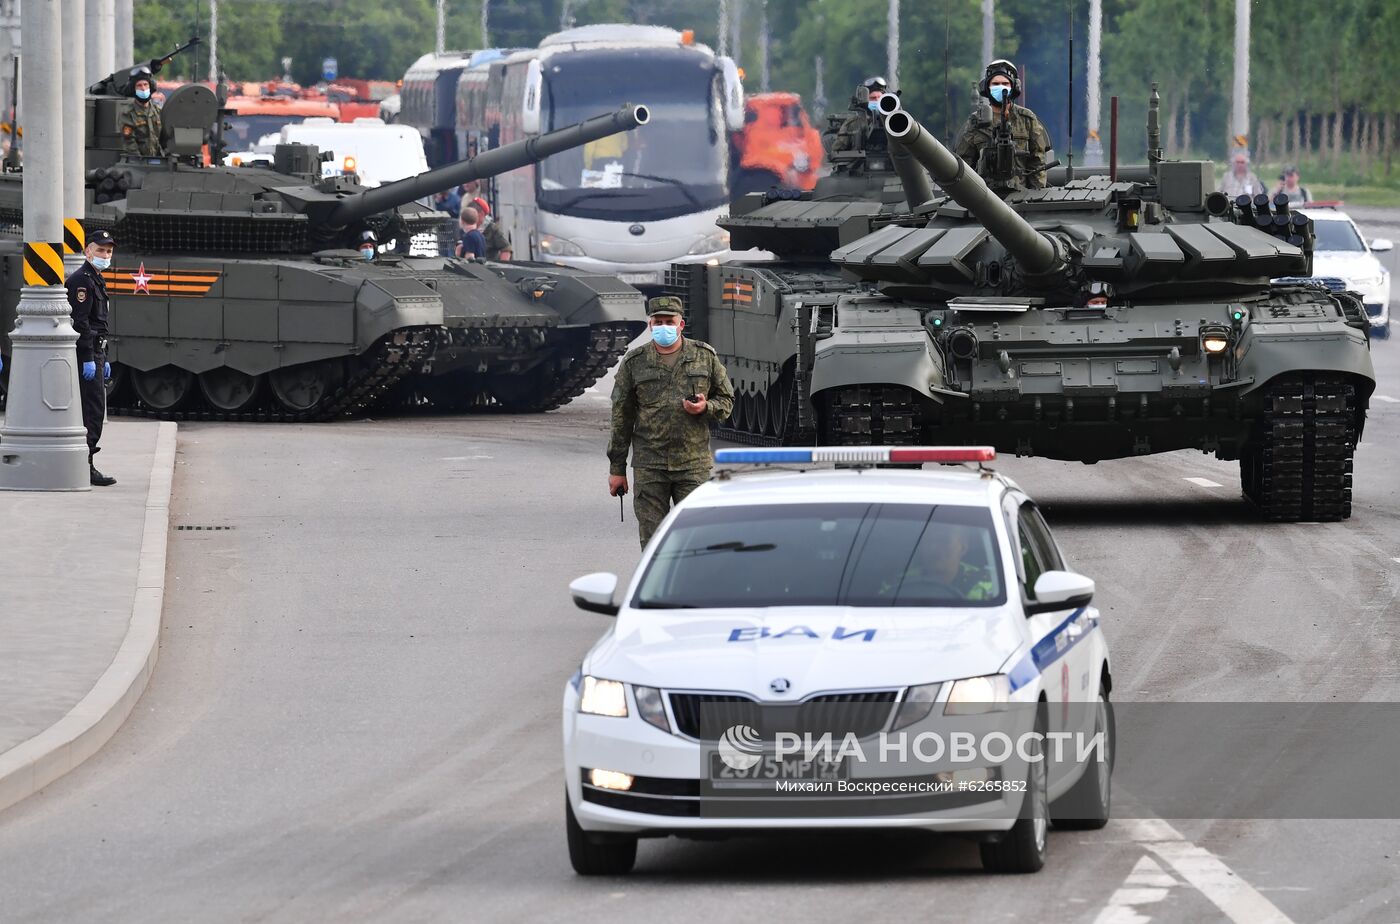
[
  {"x1": 120, "y1": 99, "x2": 164, "y2": 157},
  {"x1": 609, "y1": 328, "x2": 736, "y2": 547},
  {"x1": 954, "y1": 103, "x2": 1052, "y2": 191},
  {"x1": 481, "y1": 218, "x2": 512, "y2": 260}
]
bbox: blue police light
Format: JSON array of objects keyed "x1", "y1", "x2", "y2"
[
  {"x1": 714, "y1": 448, "x2": 815, "y2": 464},
  {"x1": 714, "y1": 446, "x2": 996, "y2": 465}
]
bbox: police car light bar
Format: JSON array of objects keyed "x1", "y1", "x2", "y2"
[{"x1": 714, "y1": 446, "x2": 996, "y2": 465}]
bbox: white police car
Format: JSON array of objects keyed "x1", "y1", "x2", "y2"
[
  {"x1": 563, "y1": 447, "x2": 1112, "y2": 875},
  {"x1": 1289, "y1": 208, "x2": 1393, "y2": 336}
]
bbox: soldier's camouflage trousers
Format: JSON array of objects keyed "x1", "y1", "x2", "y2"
[{"x1": 633, "y1": 468, "x2": 709, "y2": 548}]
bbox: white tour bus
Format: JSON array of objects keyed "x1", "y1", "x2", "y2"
[{"x1": 455, "y1": 24, "x2": 743, "y2": 287}]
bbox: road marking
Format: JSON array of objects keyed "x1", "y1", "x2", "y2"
[
  {"x1": 440, "y1": 455, "x2": 494, "y2": 461},
  {"x1": 1102, "y1": 817, "x2": 1296, "y2": 924},
  {"x1": 1373, "y1": 395, "x2": 1399, "y2": 403},
  {"x1": 1093, "y1": 855, "x2": 1179, "y2": 924},
  {"x1": 1392, "y1": 558, "x2": 1400, "y2": 565},
  {"x1": 1184, "y1": 477, "x2": 1224, "y2": 488}
]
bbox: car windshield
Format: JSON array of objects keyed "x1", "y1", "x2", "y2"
[
  {"x1": 225, "y1": 114, "x2": 308, "y2": 151},
  {"x1": 537, "y1": 48, "x2": 727, "y2": 221},
  {"x1": 1312, "y1": 219, "x2": 1367, "y2": 252},
  {"x1": 634, "y1": 503, "x2": 1006, "y2": 609}
]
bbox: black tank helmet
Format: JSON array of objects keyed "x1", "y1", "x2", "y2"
[{"x1": 978, "y1": 59, "x2": 1021, "y2": 101}]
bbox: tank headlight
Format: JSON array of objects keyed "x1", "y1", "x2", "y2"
[{"x1": 1203, "y1": 336, "x2": 1229, "y2": 353}]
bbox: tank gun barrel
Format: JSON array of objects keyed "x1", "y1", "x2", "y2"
[
  {"x1": 876, "y1": 93, "x2": 934, "y2": 210},
  {"x1": 883, "y1": 109, "x2": 1062, "y2": 275},
  {"x1": 326, "y1": 104, "x2": 650, "y2": 228}
]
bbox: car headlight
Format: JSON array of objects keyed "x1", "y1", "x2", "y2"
[
  {"x1": 1350, "y1": 275, "x2": 1384, "y2": 290},
  {"x1": 891, "y1": 682, "x2": 942, "y2": 731},
  {"x1": 944, "y1": 674, "x2": 1010, "y2": 715},
  {"x1": 578, "y1": 676, "x2": 628, "y2": 717},
  {"x1": 687, "y1": 230, "x2": 730, "y2": 255},
  {"x1": 539, "y1": 233, "x2": 586, "y2": 258},
  {"x1": 633, "y1": 684, "x2": 670, "y2": 732}
]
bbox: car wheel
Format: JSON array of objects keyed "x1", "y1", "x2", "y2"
[
  {"x1": 565, "y1": 793, "x2": 637, "y2": 875},
  {"x1": 1051, "y1": 680, "x2": 1114, "y2": 830},
  {"x1": 1374, "y1": 323, "x2": 1390, "y2": 340},
  {"x1": 980, "y1": 711, "x2": 1049, "y2": 873}
]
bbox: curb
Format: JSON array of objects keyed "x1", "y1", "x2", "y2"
[{"x1": 0, "y1": 421, "x2": 176, "y2": 814}]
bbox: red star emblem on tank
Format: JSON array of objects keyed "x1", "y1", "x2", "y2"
[{"x1": 131, "y1": 263, "x2": 153, "y2": 294}]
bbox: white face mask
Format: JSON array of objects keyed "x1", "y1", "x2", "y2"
[{"x1": 90, "y1": 255, "x2": 112, "y2": 270}]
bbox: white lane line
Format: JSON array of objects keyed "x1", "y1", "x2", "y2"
[
  {"x1": 1392, "y1": 557, "x2": 1400, "y2": 565},
  {"x1": 1373, "y1": 395, "x2": 1399, "y2": 403},
  {"x1": 1106, "y1": 817, "x2": 1296, "y2": 924},
  {"x1": 1184, "y1": 477, "x2": 1224, "y2": 488},
  {"x1": 1093, "y1": 855, "x2": 1179, "y2": 924}
]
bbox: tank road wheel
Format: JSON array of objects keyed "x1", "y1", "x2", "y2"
[
  {"x1": 1242, "y1": 374, "x2": 1358, "y2": 522},
  {"x1": 753, "y1": 390, "x2": 770, "y2": 436},
  {"x1": 268, "y1": 360, "x2": 346, "y2": 415},
  {"x1": 198, "y1": 367, "x2": 263, "y2": 413},
  {"x1": 132, "y1": 366, "x2": 195, "y2": 412},
  {"x1": 104, "y1": 362, "x2": 129, "y2": 402},
  {"x1": 769, "y1": 379, "x2": 789, "y2": 437}
]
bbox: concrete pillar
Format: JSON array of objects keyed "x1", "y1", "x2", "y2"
[
  {"x1": 85, "y1": 0, "x2": 114, "y2": 86},
  {"x1": 981, "y1": 0, "x2": 994, "y2": 66},
  {"x1": 61, "y1": 0, "x2": 85, "y2": 248},
  {"x1": 1230, "y1": 0, "x2": 1250, "y2": 155},
  {"x1": 1083, "y1": 0, "x2": 1103, "y2": 166},
  {"x1": 114, "y1": 0, "x2": 133, "y2": 69},
  {"x1": 209, "y1": 0, "x2": 218, "y2": 81},
  {"x1": 886, "y1": 0, "x2": 898, "y2": 91},
  {"x1": 1, "y1": 0, "x2": 91, "y2": 491}
]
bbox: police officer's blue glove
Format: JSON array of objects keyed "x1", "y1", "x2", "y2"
[
  {"x1": 103, "y1": 361, "x2": 112, "y2": 381},
  {"x1": 81, "y1": 361, "x2": 96, "y2": 381},
  {"x1": 0, "y1": 354, "x2": 4, "y2": 374}
]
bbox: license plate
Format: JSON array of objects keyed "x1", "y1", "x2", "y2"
[
  {"x1": 709, "y1": 752, "x2": 846, "y2": 786},
  {"x1": 618, "y1": 271, "x2": 661, "y2": 285}
]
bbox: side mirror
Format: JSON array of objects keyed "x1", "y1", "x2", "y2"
[
  {"x1": 1369, "y1": 237, "x2": 1393, "y2": 253},
  {"x1": 1026, "y1": 570, "x2": 1095, "y2": 615},
  {"x1": 570, "y1": 572, "x2": 620, "y2": 616},
  {"x1": 521, "y1": 59, "x2": 543, "y2": 135},
  {"x1": 718, "y1": 56, "x2": 745, "y2": 133}
]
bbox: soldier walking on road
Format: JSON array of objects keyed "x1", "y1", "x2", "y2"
[
  {"x1": 121, "y1": 68, "x2": 164, "y2": 157},
  {"x1": 608, "y1": 296, "x2": 735, "y2": 547},
  {"x1": 67, "y1": 230, "x2": 118, "y2": 487}
]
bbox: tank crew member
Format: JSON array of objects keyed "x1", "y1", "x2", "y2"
[
  {"x1": 67, "y1": 230, "x2": 117, "y2": 487},
  {"x1": 954, "y1": 60, "x2": 1052, "y2": 191},
  {"x1": 470, "y1": 196, "x2": 513, "y2": 261},
  {"x1": 358, "y1": 230, "x2": 378, "y2": 261},
  {"x1": 822, "y1": 76, "x2": 887, "y2": 156},
  {"x1": 608, "y1": 296, "x2": 736, "y2": 547},
  {"x1": 120, "y1": 68, "x2": 165, "y2": 158}
]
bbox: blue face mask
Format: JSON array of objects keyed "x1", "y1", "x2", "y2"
[
  {"x1": 90, "y1": 255, "x2": 111, "y2": 270},
  {"x1": 135, "y1": 88, "x2": 151, "y2": 101},
  {"x1": 868, "y1": 100, "x2": 880, "y2": 112},
  {"x1": 989, "y1": 85, "x2": 1011, "y2": 104},
  {"x1": 360, "y1": 247, "x2": 375, "y2": 261},
  {"x1": 650, "y1": 324, "x2": 679, "y2": 348}
]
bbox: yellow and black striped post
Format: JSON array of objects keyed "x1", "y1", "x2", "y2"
[
  {"x1": 21, "y1": 241, "x2": 65, "y2": 287},
  {"x1": 62, "y1": 218, "x2": 85, "y2": 256}
]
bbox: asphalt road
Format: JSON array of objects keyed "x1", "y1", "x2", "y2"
[{"x1": 2, "y1": 231, "x2": 1399, "y2": 922}]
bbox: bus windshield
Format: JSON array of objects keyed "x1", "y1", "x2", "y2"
[{"x1": 537, "y1": 48, "x2": 727, "y2": 221}]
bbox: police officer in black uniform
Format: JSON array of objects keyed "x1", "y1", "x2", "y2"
[{"x1": 67, "y1": 229, "x2": 118, "y2": 486}]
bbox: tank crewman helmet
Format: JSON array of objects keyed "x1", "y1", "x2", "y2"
[
  {"x1": 127, "y1": 65, "x2": 155, "y2": 96},
  {"x1": 646, "y1": 295, "x2": 684, "y2": 318},
  {"x1": 863, "y1": 76, "x2": 888, "y2": 93},
  {"x1": 978, "y1": 59, "x2": 1022, "y2": 101}
]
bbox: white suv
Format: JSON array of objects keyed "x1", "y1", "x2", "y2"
[{"x1": 1301, "y1": 208, "x2": 1393, "y2": 337}]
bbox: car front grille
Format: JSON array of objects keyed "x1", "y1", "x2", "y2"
[
  {"x1": 668, "y1": 690, "x2": 900, "y2": 741},
  {"x1": 1275, "y1": 275, "x2": 1349, "y2": 292}
]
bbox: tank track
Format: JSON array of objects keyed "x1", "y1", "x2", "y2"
[
  {"x1": 110, "y1": 328, "x2": 436, "y2": 423},
  {"x1": 715, "y1": 374, "x2": 812, "y2": 446},
  {"x1": 513, "y1": 322, "x2": 636, "y2": 413},
  {"x1": 1241, "y1": 374, "x2": 1358, "y2": 522}
]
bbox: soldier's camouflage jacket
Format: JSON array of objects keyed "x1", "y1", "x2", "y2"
[
  {"x1": 608, "y1": 338, "x2": 736, "y2": 476},
  {"x1": 954, "y1": 103, "x2": 1052, "y2": 191},
  {"x1": 120, "y1": 100, "x2": 164, "y2": 157}
]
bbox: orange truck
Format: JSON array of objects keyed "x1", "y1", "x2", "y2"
[
  {"x1": 221, "y1": 95, "x2": 342, "y2": 150},
  {"x1": 729, "y1": 92, "x2": 824, "y2": 197}
]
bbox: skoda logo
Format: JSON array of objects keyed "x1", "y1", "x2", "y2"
[
  {"x1": 628, "y1": 223, "x2": 646, "y2": 236},
  {"x1": 769, "y1": 677, "x2": 791, "y2": 695}
]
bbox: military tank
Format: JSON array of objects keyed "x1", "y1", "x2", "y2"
[
  {"x1": 0, "y1": 48, "x2": 649, "y2": 421},
  {"x1": 669, "y1": 88, "x2": 1375, "y2": 521}
]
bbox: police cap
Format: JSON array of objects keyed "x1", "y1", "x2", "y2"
[
  {"x1": 646, "y1": 295, "x2": 684, "y2": 318},
  {"x1": 90, "y1": 229, "x2": 116, "y2": 247}
]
